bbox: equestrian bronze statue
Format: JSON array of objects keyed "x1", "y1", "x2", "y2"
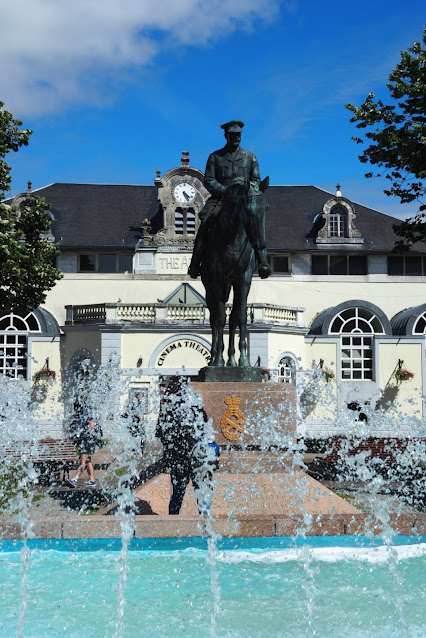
[{"x1": 188, "y1": 120, "x2": 270, "y2": 368}]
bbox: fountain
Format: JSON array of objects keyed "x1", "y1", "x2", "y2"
[
  {"x1": 0, "y1": 360, "x2": 425, "y2": 638},
  {"x1": 1, "y1": 119, "x2": 425, "y2": 637}
]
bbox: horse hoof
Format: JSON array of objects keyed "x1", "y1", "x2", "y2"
[{"x1": 210, "y1": 358, "x2": 225, "y2": 367}]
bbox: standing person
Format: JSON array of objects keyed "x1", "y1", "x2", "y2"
[
  {"x1": 68, "y1": 409, "x2": 102, "y2": 487},
  {"x1": 155, "y1": 377, "x2": 219, "y2": 515},
  {"x1": 188, "y1": 120, "x2": 271, "y2": 280}
]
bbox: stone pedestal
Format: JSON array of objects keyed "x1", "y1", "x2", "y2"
[
  {"x1": 198, "y1": 366, "x2": 263, "y2": 383},
  {"x1": 101, "y1": 382, "x2": 363, "y2": 528},
  {"x1": 192, "y1": 381, "x2": 296, "y2": 447}
]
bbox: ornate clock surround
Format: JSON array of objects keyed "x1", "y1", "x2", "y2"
[{"x1": 154, "y1": 151, "x2": 210, "y2": 245}]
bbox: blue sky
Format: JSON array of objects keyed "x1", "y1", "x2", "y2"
[{"x1": 2, "y1": 1, "x2": 425, "y2": 220}]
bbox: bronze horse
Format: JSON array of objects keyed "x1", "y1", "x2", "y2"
[{"x1": 200, "y1": 177, "x2": 269, "y2": 367}]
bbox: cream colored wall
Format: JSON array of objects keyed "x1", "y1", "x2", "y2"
[
  {"x1": 44, "y1": 275, "x2": 207, "y2": 326},
  {"x1": 303, "y1": 341, "x2": 338, "y2": 422},
  {"x1": 378, "y1": 342, "x2": 423, "y2": 416},
  {"x1": 247, "y1": 275, "x2": 426, "y2": 327},
  {"x1": 43, "y1": 269, "x2": 426, "y2": 332},
  {"x1": 121, "y1": 332, "x2": 171, "y2": 368},
  {"x1": 305, "y1": 341, "x2": 337, "y2": 372},
  {"x1": 266, "y1": 333, "x2": 306, "y2": 369}
]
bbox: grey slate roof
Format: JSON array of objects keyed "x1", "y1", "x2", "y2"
[
  {"x1": 391, "y1": 303, "x2": 426, "y2": 335},
  {"x1": 26, "y1": 182, "x2": 422, "y2": 253},
  {"x1": 263, "y1": 186, "x2": 407, "y2": 253},
  {"x1": 34, "y1": 183, "x2": 161, "y2": 249},
  {"x1": 308, "y1": 300, "x2": 392, "y2": 336}
]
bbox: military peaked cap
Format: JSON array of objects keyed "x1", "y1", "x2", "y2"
[{"x1": 221, "y1": 120, "x2": 244, "y2": 133}]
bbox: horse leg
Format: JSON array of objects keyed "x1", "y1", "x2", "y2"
[
  {"x1": 212, "y1": 302, "x2": 226, "y2": 366},
  {"x1": 209, "y1": 301, "x2": 226, "y2": 367},
  {"x1": 227, "y1": 305, "x2": 238, "y2": 367},
  {"x1": 233, "y1": 282, "x2": 251, "y2": 367}
]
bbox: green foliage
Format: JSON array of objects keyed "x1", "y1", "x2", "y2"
[
  {"x1": 304, "y1": 438, "x2": 327, "y2": 454},
  {"x1": 0, "y1": 101, "x2": 32, "y2": 196},
  {"x1": 0, "y1": 459, "x2": 30, "y2": 513},
  {"x1": 0, "y1": 101, "x2": 62, "y2": 313},
  {"x1": 346, "y1": 27, "x2": 426, "y2": 248}
]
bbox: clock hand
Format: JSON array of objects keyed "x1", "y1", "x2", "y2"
[{"x1": 183, "y1": 191, "x2": 190, "y2": 201}]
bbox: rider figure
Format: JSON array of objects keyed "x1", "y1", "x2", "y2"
[{"x1": 188, "y1": 120, "x2": 271, "y2": 280}]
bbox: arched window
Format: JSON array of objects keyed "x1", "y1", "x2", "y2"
[
  {"x1": 329, "y1": 307, "x2": 385, "y2": 381},
  {"x1": 413, "y1": 312, "x2": 426, "y2": 334},
  {"x1": 329, "y1": 205, "x2": 348, "y2": 237},
  {"x1": 277, "y1": 354, "x2": 297, "y2": 385},
  {"x1": 0, "y1": 312, "x2": 41, "y2": 379}
]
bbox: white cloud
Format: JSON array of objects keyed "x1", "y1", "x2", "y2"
[{"x1": 0, "y1": 0, "x2": 279, "y2": 116}]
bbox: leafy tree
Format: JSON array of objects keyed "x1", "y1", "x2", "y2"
[
  {"x1": 346, "y1": 28, "x2": 426, "y2": 249},
  {"x1": 0, "y1": 101, "x2": 62, "y2": 313}
]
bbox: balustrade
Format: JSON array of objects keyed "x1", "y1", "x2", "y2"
[{"x1": 66, "y1": 302, "x2": 303, "y2": 327}]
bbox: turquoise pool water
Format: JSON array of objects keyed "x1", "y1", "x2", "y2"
[{"x1": 1, "y1": 536, "x2": 425, "y2": 638}]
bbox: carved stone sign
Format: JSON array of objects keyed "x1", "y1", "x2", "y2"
[{"x1": 156, "y1": 339, "x2": 211, "y2": 367}]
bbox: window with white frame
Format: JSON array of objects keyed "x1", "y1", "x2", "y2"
[
  {"x1": 329, "y1": 206, "x2": 348, "y2": 237},
  {"x1": 277, "y1": 355, "x2": 296, "y2": 384},
  {"x1": 413, "y1": 312, "x2": 426, "y2": 334},
  {"x1": 0, "y1": 312, "x2": 41, "y2": 379},
  {"x1": 340, "y1": 335, "x2": 373, "y2": 380},
  {"x1": 329, "y1": 307, "x2": 385, "y2": 381}
]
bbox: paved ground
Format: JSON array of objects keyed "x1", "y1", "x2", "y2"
[{"x1": 19, "y1": 449, "x2": 424, "y2": 523}]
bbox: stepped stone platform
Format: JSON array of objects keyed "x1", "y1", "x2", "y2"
[
  {"x1": 97, "y1": 448, "x2": 360, "y2": 523},
  {"x1": 131, "y1": 469, "x2": 359, "y2": 518},
  {"x1": 1, "y1": 418, "x2": 425, "y2": 538},
  {"x1": 1, "y1": 446, "x2": 426, "y2": 538}
]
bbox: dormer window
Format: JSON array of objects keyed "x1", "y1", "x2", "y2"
[{"x1": 316, "y1": 188, "x2": 363, "y2": 245}]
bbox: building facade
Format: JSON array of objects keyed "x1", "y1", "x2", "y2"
[{"x1": 4, "y1": 153, "x2": 426, "y2": 439}]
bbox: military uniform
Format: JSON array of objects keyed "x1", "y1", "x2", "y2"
[
  {"x1": 188, "y1": 120, "x2": 270, "y2": 279},
  {"x1": 204, "y1": 145, "x2": 260, "y2": 201}
]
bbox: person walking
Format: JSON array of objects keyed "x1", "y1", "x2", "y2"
[{"x1": 68, "y1": 408, "x2": 102, "y2": 487}]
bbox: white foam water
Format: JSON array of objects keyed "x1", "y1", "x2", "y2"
[{"x1": 216, "y1": 542, "x2": 426, "y2": 564}]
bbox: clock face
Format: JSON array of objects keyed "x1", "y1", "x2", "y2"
[{"x1": 173, "y1": 182, "x2": 196, "y2": 204}]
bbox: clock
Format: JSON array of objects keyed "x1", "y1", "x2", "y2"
[{"x1": 173, "y1": 182, "x2": 196, "y2": 204}]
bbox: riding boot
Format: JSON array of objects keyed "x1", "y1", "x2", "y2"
[
  {"x1": 188, "y1": 223, "x2": 207, "y2": 279},
  {"x1": 256, "y1": 247, "x2": 271, "y2": 279}
]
